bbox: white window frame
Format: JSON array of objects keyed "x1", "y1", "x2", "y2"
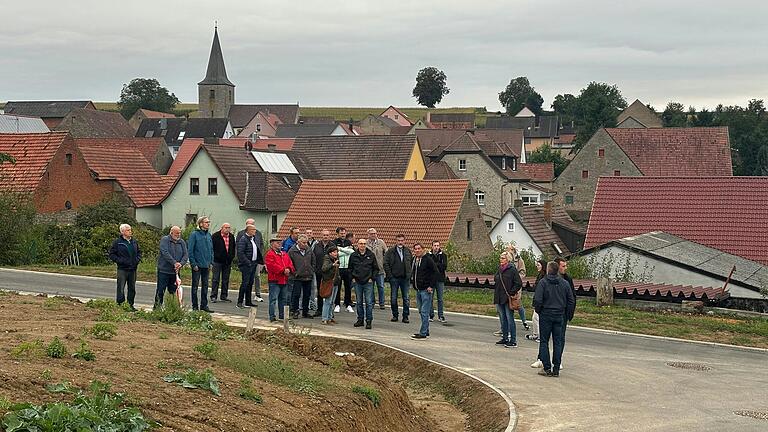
[
  {"x1": 501, "y1": 158, "x2": 506, "y2": 170},
  {"x1": 475, "y1": 190, "x2": 485, "y2": 206},
  {"x1": 459, "y1": 159, "x2": 467, "y2": 171}
]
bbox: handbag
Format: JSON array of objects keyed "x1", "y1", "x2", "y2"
[
  {"x1": 319, "y1": 266, "x2": 337, "y2": 299},
  {"x1": 500, "y1": 272, "x2": 521, "y2": 310}
]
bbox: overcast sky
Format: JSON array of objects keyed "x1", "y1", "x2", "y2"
[{"x1": 1, "y1": 1, "x2": 766, "y2": 111}]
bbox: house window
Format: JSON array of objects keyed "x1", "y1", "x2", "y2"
[
  {"x1": 466, "y1": 221, "x2": 473, "y2": 240},
  {"x1": 208, "y1": 178, "x2": 218, "y2": 195},
  {"x1": 458, "y1": 159, "x2": 467, "y2": 171},
  {"x1": 511, "y1": 158, "x2": 517, "y2": 171},
  {"x1": 394, "y1": 114, "x2": 399, "y2": 119},
  {"x1": 475, "y1": 190, "x2": 485, "y2": 206},
  {"x1": 501, "y1": 158, "x2": 506, "y2": 170},
  {"x1": 522, "y1": 195, "x2": 539, "y2": 205},
  {"x1": 271, "y1": 214, "x2": 278, "y2": 233},
  {"x1": 413, "y1": 170, "x2": 417, "y2": 179},
  {"x1": 65, "y1": 153, "x2": 72, "y2": 165},
  {"x1": 185, "y1": 214, "x2": 198, "y2": 227},
  {"x1": 614, "y1": 170, "x2": 621, "y2": 176},
  {"x1": 598, "y1": 148, "x2": 605, "y2": 158},
  {"x1": 178, "y1": 131, "x2": 186, "y2": 141},
  {"x1": 209, "y1": 89, "x2": 215, "y2": 100},
  {"x1": 485, "y1": 220, "x2": 492, "y2": 228},
  {"x1": 581, "y1": 170, "x2": 589, "y2": 179},
  {"x1": 565, "y1": 195, "x2": 574, "y2": 205},
  {"x1": 190, "y1": 178, "x2": 200, "y2": 195},
  {"x1": 160, "y1": 130, "x2": 168, "y2": 137},
  {"x1": 256, "y1": 124, "x2": 261, "y2": 132},
  {"x1": 507, "y1": 222, "x2": 516, "y2": 232},
  {"x1": 144, "y1": 130, "x2": 154, "y2": 138}
]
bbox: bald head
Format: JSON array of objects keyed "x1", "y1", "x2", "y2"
[{"x1": 170, "y1": 226, "x2": 181, "y2": 240}]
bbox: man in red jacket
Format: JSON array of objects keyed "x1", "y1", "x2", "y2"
[{"x1": 265, "y1": 238, "x2": 294, "y2": 322}]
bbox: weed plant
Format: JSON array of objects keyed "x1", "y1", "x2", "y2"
[
  {"x1": 163, "y1": 368, "x2": 221, "y2": 396},
  {"x1": 11, "y1": 339, "x2": 44, "y2": 358},
  {"x1": 193, "y1": 341, "x2": 219, "y2": 360},
  {"x1": 219, "y1": 353, "x2": 329, "y2": 395},
  {"x1": 45, "y1": 337, "x2": 67, "y2": 359},
  {"x1": 72, "y1": 340, "x2": 95, "y2": 361},
  {"x1": 90, "y1": 323, "x2": 118, "y2": 340},
  {"x1": 352, "y1": 385, "x2": 381, "y2": 407},
  {"x1": 238, "y1": 378, "x2": 263, "y2": 404}
]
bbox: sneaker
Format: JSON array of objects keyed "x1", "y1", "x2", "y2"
[
  {"x1": 321, "y1": 320, "x2": 329, "y2": 325},
  {"x1": 256, "y1": 297, "x2": 264, "y2": 302},
  {"x1": 525, "y1": 334, "x2": 537, "y2": 341},
  {"x1": 210, "y1": 297, "x2": 218, "y2": 303},
  {"x1": 292, "y1": 312, "x2": 300, "y2": 319},
  {"x1": 353, "y1": 320, "x2": 364, "y2": 327},
  {"x1": 201, "y1": 308, "x2": 214, "y2": 313},
  {"x1": 220, "y1": 298, "x2": 232, "y2": 303},
  {"x1": 379, "y1": 304, "x2": 386, "y2": 310},
  {"x1": 390, "y1": 317, "x2": 399, "y2": 322},
  {"x1": 330, "y1": 319, "x2": 337, "y2": 324},
  {"x1": 402, "y1": 318, "x2": 409, "y2": 324},
  {"x1": 244, "y1": 303, "x2": 255, "y2": 307},
  {"x1": 493, "y1": 330, "x2": 503, "y2": 337},
  {"x1": 505, "y1": 342, "x2": 517, "y2": 348},
  {"x1": 334, "y1": 305, "x2": 341, "y2": 313},
  {"x1": 531, "y1": 359, "x2": 543, "y2": 368},
  {"x1": 365, "y1": 322, "x2": 372, "y2": 330},
  {"x1": 129, "y1": 306, "x2": 138, "y2": 312},
  {"x1": 346, "y1": 305, "x2": 355, "y2": 313},
  {"x1": 523, "y1": 322, "x2": 530, "y2": 331},
  {"x1": 538, "y1": 369, "x2": 553, "y2": 377},
  {"x1": 552, "y1": 368, "x2": 560, "y2": 377},
  {"x1": 439, "y1": 317, "x2": 446, "y2": 323},
  {"x1": 495, "y1": 339, "x2": 508, "y2": 345},
  {"x1": 269, "y1": 318, "x2": 278, "y2": 322},
  {"x1": 429, "y1": 317, "x2": 434, "y2": 322},
  {"x1": 236, "y1": 303, "x2": 244, "y2": 309},
  {"x1": 411, "y1": 334, "x2": 427, "y2": 339}
]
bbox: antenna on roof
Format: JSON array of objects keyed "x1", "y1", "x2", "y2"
[{"x1": 214, "y1": 20, "x2": 218, "y2": 30}]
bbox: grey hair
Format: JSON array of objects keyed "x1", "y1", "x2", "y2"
[
  {"x1": 245, "y1": 224, "x2": 257, "y2": 231},
  {"x1": 119, "y1": 223, "x2": 131, "y2": 234},
  {"x1": 297, "y1": 234, "x2": 308, "y2": 242},
  {"x1": 547, "y1": 261, "x2": 560, "y2": 275},
  {"x1": 197, "y1": 216, "x2": 209, "y2": 227},
  {"x1": 170, "y1": 225, "x2": 181, "y2": 233}
]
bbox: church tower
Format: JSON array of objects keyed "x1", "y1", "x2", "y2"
[{"x1": 198, "y1": 26, "x2": 235, "y2": 118}]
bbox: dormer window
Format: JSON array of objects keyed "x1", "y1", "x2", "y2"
[
  {"x1": 178, "y1": 131, "x2": 186, "y2": 141},
  {"x1": 511, "y1": 158, "x2": 517, "y2": 171},
  {"x1": 501, "y1": 158, "x2": 506, "y2": 170}
]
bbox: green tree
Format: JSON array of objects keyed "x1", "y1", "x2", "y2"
[
  {"x1": 552, "y1": 93, "x2": 578, "y2": 123},
  {"x1": 571, "y1": 82, "x2": 627, "y2": 149},
  {"x1": 118, "y1": 78, "x2": 180, "y2": 119},
  {"x1": 755, "y1": 145, "x2": 768, "y2": 176},
  {"x1": 75, "y1": 199, "x2": 136, "y2": 230},
  {"x1": 412, "y1": 67, "x2": 450, "y2": 108},
  {"x1": 498, "y1": 77, "x2": 543, "y2": 115},
  {"x1": 662, "y1": 102, "x2": 688, "y2": 127},
  {"x1": 528, "y1": 143, "x2": 569, "y2": 176}
]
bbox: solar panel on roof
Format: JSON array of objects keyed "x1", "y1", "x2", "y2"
[{"x1": 251, "y1": 151, "x2": 298, "y2": 174}]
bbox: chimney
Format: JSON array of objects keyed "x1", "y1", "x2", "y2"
[
  {"x1": 543, "y1": 195, "x2": 553, "y2": 228},
  {"x1": 513, "y1": 199, "x2": 523, "y2": 214},
  {"x1": 267, "y1": 143, "x2": 276, "y2": 151}
]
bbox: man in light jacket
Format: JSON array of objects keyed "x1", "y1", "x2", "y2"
[
  {"x1": 187, "y1": 216, "x2": 214, "y2": 312},
  {"x1": 155, "y1": 226, "x2": 188, "y2": 309},
  {"x1": 366, "y1": 228, "x2": 387, "y2": 310}
]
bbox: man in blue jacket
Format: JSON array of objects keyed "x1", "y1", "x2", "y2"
[
  {"x1": 533, "y1": 261, "x2": 576, "y2": 378},
  {"x1": 187, "y1": 216, "x2": 214, "y2": 312},
  {"x1": 155, "y1": 226, "x2": 188, "y2": 309},
  {"x1": 108, "y1": 223, "x2": 141, "y2": 311}
]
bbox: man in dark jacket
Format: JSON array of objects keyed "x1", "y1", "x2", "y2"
[
  {"x1": 427, "y1": 240, "x2": 448, "y2": 322},
  {"x1": 108, "y1": 223, "x2": 142, "y2": 311},
  {"x1": 533, "y1": 261, "x2": 576, "y2": 377},
  {"x1": 155, "y1": 226, "x2": 188, "y2": 309},
  {"x1": 288, "y1": 234, "x2": 316, "y2": 319},
  {"x1": 411, "y1": 243, "x2": 438, "y2": 340},
  {"x1": 187, "y1": 216, "x2": 214, "y2": 312},
  {"x1": 236, "y1": 224, "x2": 260, "y2": 308},
  {"x1": 236, "y1": 218, "x2": 264, "y2": 301},
  {"x1": 348, "y1": 238, "x2": 378, "y2": 329},
  {"x1": 210, "y1": 222, "x2": 236, "y2": 303},
  {"x1": 383, "y1": 234, "x2": 413, "y2": 323},
  {"x1": 312, "y1": 229, "x2": 334, "y2": 317}
]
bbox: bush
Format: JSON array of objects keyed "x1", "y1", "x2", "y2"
[
  {"x1": 0, "y1": 193, "x2": 37, "y2": 265},
  {"x1": 73, "y1": 340, "x2": 96, "y2": 361},
  {"x1": 1, "y1": 380, "x2": 152, "y2": 431},
  {"x1": 193, "y1": 341, "x2": 219, "y2": 360},
  {"x1": 90, "y1": 323, "x2": 118, "y2": 340},
  {"x1": 75, "y1": 200, "x2": 136, "y2": 231},
  {"x1": 46, "y1": 337, "x2": 67, "y2": 359}
]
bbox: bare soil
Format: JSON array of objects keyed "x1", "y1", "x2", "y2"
[{"x1": 0, "y1": 292, "x2": 503, "y2": 431}]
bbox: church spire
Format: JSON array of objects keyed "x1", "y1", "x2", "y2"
[{"x1": 198, "y1": 26, "x2": 234, "y2": 87}]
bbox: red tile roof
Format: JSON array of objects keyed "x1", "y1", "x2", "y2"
[
  {"x1": 516, "y1": 205, "x2": 573, "y2": 256},
  {"x1": 54, "y1": 108, "x2": 135, "y2": 138},
  {"x1": 605, "y1": 127, "x2": 732, "y2": 176},
  {"x1": 278, "y1": 180, "x2": 470, "y2": 247},
  {"x1": 520, "y1": 162, "x2": 554, "y2": 182},
  {"x1": 586, "y1": 176, "x2": 768, "y2": 265},
  {"x1": 0, "y1": 132, "x2": 69, "y2": 192},
  {"x1": 168, "y1": 138, "x2": 203, "y2": 176},
  {"x1": 73, "y1": 137, "x2": 165, "y2": 165},
  {"x1": 424, "y1": 161, "x2": 458, "y2": 179},
  {"x1": 219, "y1": 138, "x2": 295, "y2": 151},
  {"x1": 77, "y1": 144, "x2": 168, "y2": 207},
  {"x1": 138, "y1": 109, "x2": 175, "y2": 119}
]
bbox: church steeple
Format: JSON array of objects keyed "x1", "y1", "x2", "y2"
[
  {"x1": 198, "y1": 26, "x2": 234, "y2": 87},
  {"x1": 198, "y1": 26, "x2": 235, "y2": 118}
]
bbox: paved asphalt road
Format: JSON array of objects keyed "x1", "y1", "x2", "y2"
[{"x1": 1, "y1": 268, "x2": 767, "y2": 431}]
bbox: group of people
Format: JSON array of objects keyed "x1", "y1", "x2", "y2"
[{"x1": 493, "y1": 247, "x2": 576, "y2": 378}]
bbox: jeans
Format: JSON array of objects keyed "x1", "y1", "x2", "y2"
[
  {"x1": 253, "y1": 264, "x2": 263, "y2": 297},
  {"x1": 496, "y1": 303, "x2": 516, "y2": 344},
  {"x1": 268, "y1": 282, "x2": 287, "y2": 320},
  {"x1": 155, "y1": 271, "x2": 177, "y2": 308},
  {"x1": 336, "y1": 268, "x2": 353, "y2": 306},
  {"x1": 429, "y1": 281, "x2": 445, "y2": 319},
  {"x1": 538, "y1": 311, "x2": 566, "y2": 372},
  {"x1": 518, "y1": 305, "x2": 527, "y2": 323},
  {"x1": 238, "y1": 263, "x2": 256, "y2": 305},
  {"x1": 116, "y1": 268, "x2": 136, "y2": 306},
  {"x1": 531, "y1": 311, "x2": 540, "y2": 337},
  {"x1": 191, "y1": 267, "x2": 210, "y2": 310},
  {"x1": 389, "y1": 277, "x2": 410, "y2": 319},
  {"x1": 210, "y1": 261, "x2": 231, "y2": 300},
  {"x1": 417, "y1": 290, "x2": 432, "y2": 336},
  {"x1": 354, "y1": 281, "x2": 374, "y2": 323},
  {"x1": 322, "y1": 285, "x2": 339, "y2": 321},
  {"x1": 373, "y1": 273, "x2": 385, "y2": 306},
  {"x1": 291, "y1": 279, "x2": 313, "y2": 316}
]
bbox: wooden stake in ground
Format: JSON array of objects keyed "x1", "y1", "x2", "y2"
[
  {"x1": 596, "y1": 277, "x2": 614, "y2": 306},
  {"x1": 246, "y1": 305, "x2": 257, "y2": 332},
  {"x1": 283, "y1": 306, "x2": 290, "y2": 332}
]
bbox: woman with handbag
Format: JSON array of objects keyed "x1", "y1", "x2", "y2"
[
  {"x1": 320, "y1": 246, "x2": 341, "y2": 324},
  {"x1": 506, "y1": 245, "x2": 530, "y2": 331},
  {"x1": 494, "y1": 251, "x2": 523, "y2": 348}
]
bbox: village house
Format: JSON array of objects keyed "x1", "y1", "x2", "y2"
[
  {"x1": 490, "y1": 200, "x2": 585, "y2": 257},
  {"x1": 358, "y1": 114, "x2": 409, "y2": 135},
  {"x1": 275, "y1": 123, "x2": 351, "y2": 138},
  {"x1": 616, "y1": 99, "x2": 663, "y2": 128},
  {"x1": 128, "y1": 109, "x2": 176, "y2": 131},
  {"x1": 426, "y1": 112, "x2": 476, "y2": 129},
  {"x1": 553, "y1": 127, "x2": 733, "y2": 218},
  {"x1": 74, "y1": 137, "x2": 173, "y2": 176},
  {"x1": 380, "y1": 106, "x2": 413, "y2": 126},
  {"x1": 485, "y1": 113, "x2": 569, "y2": 156},
  {"x1": 135, "y1": 117, "x2": 233, "y2": 158},
  {"x1": 2, "y1": 101, "x2": 95, "y2": 129},
  {"x1": 237, "y1": 111, "x2": 282, "y2": 138},
  {"x1": 278, "y1": 179, "x2": 493, "y2": 257},
  {"x1": 0, "y1": 114, "x2": 50, "y2": 133},
  {"x1": 54, "y1": 108, "x2": 135, "y2": 138}
]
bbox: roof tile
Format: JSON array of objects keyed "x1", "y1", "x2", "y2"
[{"x1": 0, "y1": 131, "x2": 69, "y2": 192}]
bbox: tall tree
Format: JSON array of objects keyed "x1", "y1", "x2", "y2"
[
  {"x1": 552, "y1": 93, "x2": 578, "y2": 123},
  {"x1": 412, "y1": 67, "x2": 450, "y2": 108},
  {"x1": 571, "y1": 82, "x2": 627, "y2": 149},
  {"x1": 528, "y1": 143, "x2": 569, "y2": 176},
  {"x1": 118, "y1": 78, "x2": 180, "y2": 119},
  {"x1": 498, "y1": 77, "x2": 543, "y2": 115},
  {"x1": 662, "y1": 102, "x2": 688, "y2": 127},
  {"x1": 755, "y1": 145, "x2": 768, "y2": 176}
]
